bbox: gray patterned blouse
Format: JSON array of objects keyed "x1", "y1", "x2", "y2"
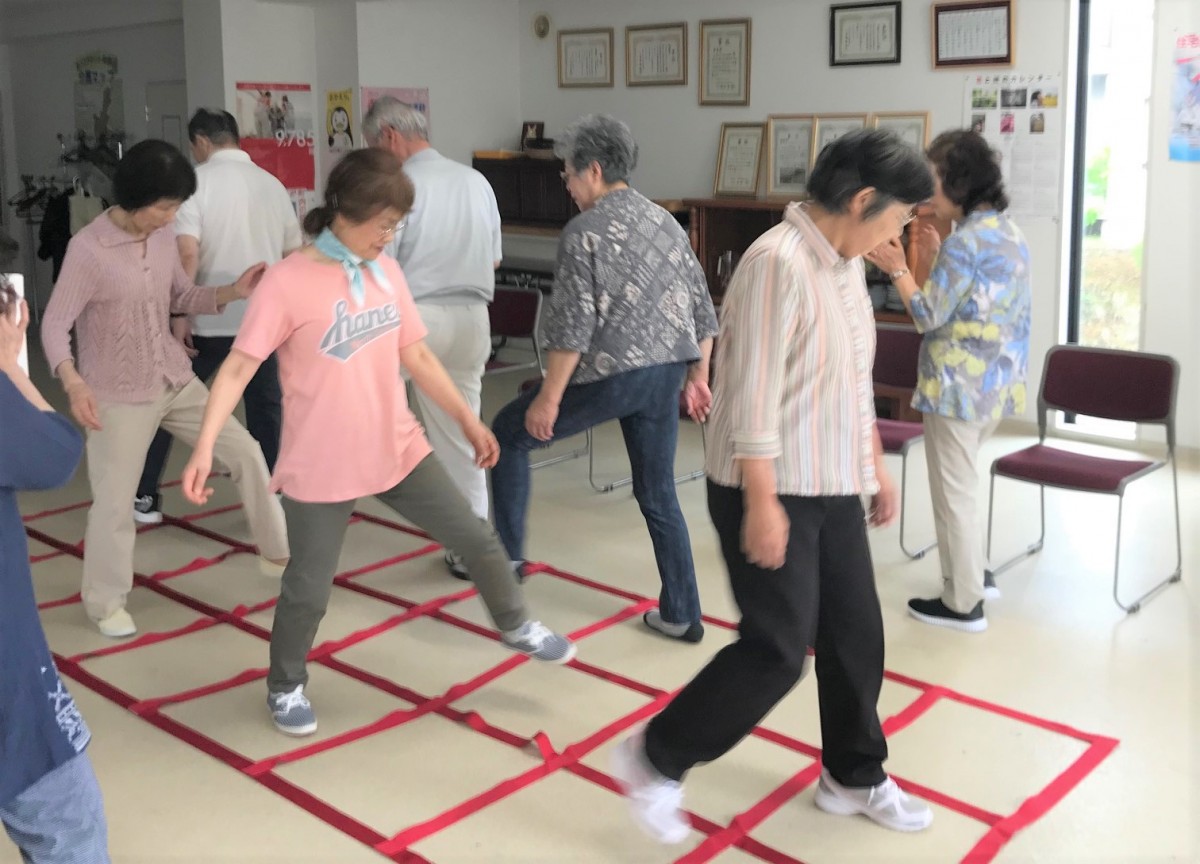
[{"x1": 542, "y1": 188, "x2": 719, "y2": 385}]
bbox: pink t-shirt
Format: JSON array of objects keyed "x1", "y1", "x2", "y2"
[{"x1": 235, "y1": 252, "x2": 432, "y2": 503}]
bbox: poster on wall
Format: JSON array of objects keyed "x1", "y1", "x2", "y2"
[
  {"x1": 1169, "y1": 34, "x2": 1200, "y2": 162},
  {"x1": 234, "y1": 82, "x2": 316, "y2": 218},
  {"x1": 322, "y1": 88, "x2": 355, "y2": 186},
  {"x1": 963, "y1": 72, "x2": 1063, "y2": 219},
  {"x1": 360, "y1": 86, "x2": 430, "y2": 132},
  {"x1": 74, "y1": 52, "x2": 123, "y2": 139}
]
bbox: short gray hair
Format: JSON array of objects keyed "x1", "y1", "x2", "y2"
[
  {"x1": 362, "y1": 96, "x2": 429, "y2": 144},
  {"x1": 554, "y1": 114, "x2": 638, "y2": 184}
]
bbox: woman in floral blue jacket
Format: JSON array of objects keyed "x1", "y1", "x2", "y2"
[{"x1": 867, "y1": 129, "x2": 1032, "y2": 633}]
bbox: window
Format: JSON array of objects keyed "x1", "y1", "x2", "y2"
[{"x1": 1065, "y1": 0, "x2": 1154, "y2": 438}]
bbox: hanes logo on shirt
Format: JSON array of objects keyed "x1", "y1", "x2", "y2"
[{"x1": 319, "y1": 298, "x2": 401, "y2": 361}]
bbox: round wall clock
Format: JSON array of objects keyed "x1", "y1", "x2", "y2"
[{"x1": 533, "y1": 13, "x2": 551, "y2": 39}]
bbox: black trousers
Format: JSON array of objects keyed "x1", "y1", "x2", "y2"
[
  {"x1": 644, "y1": 481, "x2": 888, "y2": 788},
  {"x1": 137, "y1": 335, "x2": 281, "y2": 499}
]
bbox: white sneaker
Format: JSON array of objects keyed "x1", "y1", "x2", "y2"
[
  {"x1": 96, "y1": 608, "x2": 137, "y2": 638},
  {"x1": 814, "y1": 769, "x2": 933, "y2": 832},
  {"x1": 610, "y1": 730, "x2": 691, "y2": 844}
]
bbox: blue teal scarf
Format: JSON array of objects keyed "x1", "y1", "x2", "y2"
[{"x1": 313, "y1": 227, "x2": 393, "y2": 309}]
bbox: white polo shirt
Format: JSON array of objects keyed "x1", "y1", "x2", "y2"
[
  {"x1": 385, "y1": 147, "x2": 502, "y2": 305},
  {"x1": 175, "y1": 148, "x2": 303, "y2": 337}
]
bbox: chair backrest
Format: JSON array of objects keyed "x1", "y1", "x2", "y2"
[
  {"x1": 1038, "y1": 344, "x2": 1179, "y2": 448},
  {"x1": 873, "y1": 324, "x2": 924, "y2": 390},
  {"x1": 489, "y1": 286, "x2": 542, "y2": 339}
]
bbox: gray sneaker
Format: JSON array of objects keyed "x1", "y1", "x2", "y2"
[
  {"x1": 501, "y1": 620, "x2": 576, "y2": 664},
  {"x1": 813, "y1": 769, "x2": 933, "y2": 832},
  {"x1": 445, "y1": 551, "x2": 470, "y2": 581},
  {"x1": 267, "y1": 685, "x2": 318, "y2": 737}
]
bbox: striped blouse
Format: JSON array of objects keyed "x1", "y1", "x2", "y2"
[{"x1": 705, "y1": 203, "x2": 879, "y2": 497}]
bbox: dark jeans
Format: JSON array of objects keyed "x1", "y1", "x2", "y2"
[
  {"x1": 137, "y1": 335, "x2": 281, "y2": 499},
  {"x1": 491, "y1": 362, "x2": 701, "y2": 625},
  {"x1": 643, "y1": 482, "x2": 888, "y2": 788}
]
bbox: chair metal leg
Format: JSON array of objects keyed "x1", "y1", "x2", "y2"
[
  {"x1": 1112, "y1": 458, "x2": 1184, "y2": 614},
  {"x1": 897, "y1": 451, "x2": 935, "y2": 559},
  {"x1": 985, "y1": 481, "x2": 1045, "y2": 580},
  {"x1": 589, "y1": 420, "x2": 706, "y2": 494},
  {"x1": 529, "y1": 429, "x2": 590, "y2": 470}
]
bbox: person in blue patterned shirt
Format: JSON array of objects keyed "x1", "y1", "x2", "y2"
[{"x1": 867, "y1": 129, "x2": 1032, "y2": 633}]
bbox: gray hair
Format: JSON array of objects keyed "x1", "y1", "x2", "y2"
[
  {"x1": 554, "y1": 114, "x2": 638, "y2": 184},
  {"x1": 362, "y1": 96, "x2": 429, "y2": 143}
]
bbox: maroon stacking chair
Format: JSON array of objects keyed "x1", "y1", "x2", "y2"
[
  {"x1": 485, "y1": 286, "x2": 543, "y2": 377},
  {"x1": 586, "y1": 396, "x2": 706, "y2": 494},
  {"x1": 984, "y1": 345, "x2": 1181, "y2": 613},
  {"x1": 874, "y1": 324, "x2": 936, "y2": 559}
]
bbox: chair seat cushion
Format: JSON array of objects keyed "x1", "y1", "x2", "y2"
[
  {"x1": 994, "y1": 444, "x2": 1159, "y2": 493},
  {"x1": 877, "y1": 418, "x2": 924, "y2": 452}
]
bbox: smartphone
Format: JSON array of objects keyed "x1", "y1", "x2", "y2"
[{"x1": 1, "y1": 273, "x2": 28, "y2": 375}]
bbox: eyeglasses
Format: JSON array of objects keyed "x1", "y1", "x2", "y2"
[
  {"x1": 900, "y1": 208, "x2": 917, "y2": 228},
  {"x1": 378, "y1": 219, "x2": 407, "y2": 240}
]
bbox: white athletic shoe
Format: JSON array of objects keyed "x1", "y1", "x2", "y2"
[{"x1": 610, "y1": 729, "x2": 691, "y2": 844}]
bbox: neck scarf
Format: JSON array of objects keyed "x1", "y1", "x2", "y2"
[{"x1": 313, "y1": 227, "x2": 393, "y2": 308}]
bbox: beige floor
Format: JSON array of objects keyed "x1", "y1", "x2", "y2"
[{"x1": 6, "y1": 342, "x2": 1198, "y2": 864}]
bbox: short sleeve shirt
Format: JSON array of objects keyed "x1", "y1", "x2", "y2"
[{"x1": 234, "y1": 253, "x2": 431, "y2": 502}]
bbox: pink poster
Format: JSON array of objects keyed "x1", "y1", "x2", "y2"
[{"x1": 360, "y1": 86, "x2": 430, "y2": 132}]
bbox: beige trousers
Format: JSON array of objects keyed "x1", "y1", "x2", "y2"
[
  {"x1": 923, "y1": 413, "x2": 1001, "y2": 614},
  {"x1": 82, "y1": 378, "x2": 289, "y2": 620}
]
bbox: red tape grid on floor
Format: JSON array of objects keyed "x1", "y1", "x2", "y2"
[{"x1": 26, "y1": 499, "x2": 1119, "y2": 864}]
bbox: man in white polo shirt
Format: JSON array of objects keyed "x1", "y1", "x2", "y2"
[
  {"x1": 362, "y1": 97, "x2": 503, "y2": 581},
  {"x1": 134, "y1": 109, "x2": 302, "y2": 523}
]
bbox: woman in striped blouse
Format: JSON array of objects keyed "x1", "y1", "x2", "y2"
[{"x1": 612, "y1": 130, "x2": 937, "y2": 843}]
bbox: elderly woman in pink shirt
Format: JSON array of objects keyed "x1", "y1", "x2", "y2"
[{"x1": 41, "y1": 140, "x2": 288, "y2": 640}]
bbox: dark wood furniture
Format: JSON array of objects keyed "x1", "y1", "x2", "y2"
[
  {"x1": 472, "y1": 155, "x2": 579, "y2": 228},
  {"x1": 683, "y1": 197, "x2": 787, "y2": 306}
]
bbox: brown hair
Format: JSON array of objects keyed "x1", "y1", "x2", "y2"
[
  {"x1": 926, "y1": 130, "x2": 1009, "y2": 213},
  {"x1": 303, "y1": 148, "x2": 415, "y2": 236}
]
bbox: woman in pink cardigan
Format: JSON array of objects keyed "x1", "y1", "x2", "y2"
[{"x1": 41, "y1": 140, "x2": 289, "y2": 639}]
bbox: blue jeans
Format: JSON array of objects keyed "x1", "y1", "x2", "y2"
[
  {"x1": 491, "y1": 362, "x2": 701, "y2": 624},
  {"x1": 1, "y1": 754, "x2": 110, "y2": 863}
]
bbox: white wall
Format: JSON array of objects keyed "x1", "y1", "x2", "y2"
[
  {"x1": 183, "y1": 0, "x2": 225, "y2": 112},
  {"x1": 516, "y1": 0, "x2": 1074, "y2": 432},
  {"x1": 1143, "y1": 0, "x2": 1199, "y2": 448},
  {"x1": 356, "y1": 0, "x2": 522, "y2": 166},
  {"x1": 314, "y1": 1, "x2": 359, "y2": 185},
  {"x1": 218, "y1": 0, "x2": 317, "y2": 111},
  {"x1": 2, "y1": 18, "x2": 186, "y2": 293}
]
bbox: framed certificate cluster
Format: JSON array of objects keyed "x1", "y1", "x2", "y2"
[
  {"x1": 758, "y1": 110, "x2": 930, "y2": 199},
  {"x1": 554, "y1": 18, "x2": 752, "y2": 103}
]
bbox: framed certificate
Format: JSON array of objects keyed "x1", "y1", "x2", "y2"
[
  {"x1": 626, "y1": 22, "x2": 687, "y2": 86},
  {"x1": 932, "y1": 0, "x2": 1014, "y2": 68},
  {"x1": 870, "y1": 111, "x2": 931, "y2": 151},
  {"x1": 699, "y1": 19, "x2": 751, "y2": 106},
  {"x1": 830, "y1": 1, "x2": 902, "y2": 66},
  {"x1": 557, "y1": 28, "x2": 614, "y2": 88},
  {"x1": 714, "y1": 122, "x2": 764, "y2": 197},
  {"x1": 766, "y1": 115, "x2": 815, "y2": 198},
  {"x1": 813, "y1": 113, "x2": 869, "y2": 157}
]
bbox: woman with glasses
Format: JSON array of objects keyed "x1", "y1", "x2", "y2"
[
  {"x1": 40, "y1": 139, "x2": 289, "y2": 639},
  {"x1": 612, "y1": 130, "x2": 936, "y2": 844},
  {"x1": 866, "y1": 129, "x2": 1032, "y2": 633},
  {"x1": 180, "y1": 148, "x2": 574, "y2": 738}
]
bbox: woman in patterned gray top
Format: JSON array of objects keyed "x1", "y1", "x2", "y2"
[{"x1": 491, "y1": 114, "x2": 718, "y2": 642}]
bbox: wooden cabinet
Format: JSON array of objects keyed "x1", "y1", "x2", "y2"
[
  {"x1": 472, "y1": 156, "x2": 579, "y2": 228},
  {"x1": 683, "y1": 197, "x2": 787, "y2": 306}
]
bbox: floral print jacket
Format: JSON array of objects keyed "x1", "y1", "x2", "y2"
[{"x1": 908, "y1": 210, "x2": 1032, "y2": 422}]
